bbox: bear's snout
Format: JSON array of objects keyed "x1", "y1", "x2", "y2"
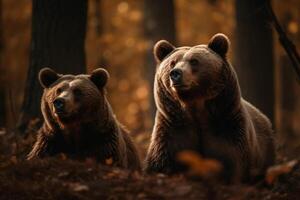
[{"x1": 53, "y1": 98, "x2": 65, "y2": 113}]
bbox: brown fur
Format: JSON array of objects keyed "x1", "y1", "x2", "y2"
[
  {"x1": 145, "y1": 33, "x2": 275, "y2": 182},
  {"x1": 28, "y1": 68, "x2": 141, "y2": 170}
]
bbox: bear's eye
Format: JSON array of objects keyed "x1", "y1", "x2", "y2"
[
  {"x1": 56, "y1": 88, "x2": 63, "y2": 94},
  {"x1": 170, "y1": 60, "x2": 176, "y2": 67},
  {"x1": 73, "y1": 88, "x2": 82, "y2": 97},
  {"x1": 189, "y1": 58, "x2": 199, "y2": 66}
]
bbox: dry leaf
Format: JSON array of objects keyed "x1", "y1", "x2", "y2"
[
  {"x1": 130, "y1": 170, "x2": 142, "y2": 180},
  {"x1": 177, "y1": 150, "x2": 222, "y2": 178},
  {"x1": 68, "y1": 182, "x2": 89, "y2": 192},
  {"x1": 11, "y1": 142, "x2": 17, "y2": 154},
  {"x1": 57, "y1": 171, "x2": 69, "y2": 178},
  {"x1": 10, "y1": 156, "x2": 18, "y2": 164},
  {"x1": 0, "y1": 128, "x2": 6, "y2": 136},
  {"x1": 105, "y1": 157, "x2": 113, "y2": 166},
  {"x1": 59, "y1": 153, "x2": 67, "y2": 160},
  {"x1": 174, "y1": 185, "x2": 192, "y2": 196},
  {"x1": 266, "y1": 159, "x2": 298, "y2": 185},
  {"x1": 85, "y1": 157, "x2": 96, "y2": 167},
  {"x1": 104, "y1": 172, "x2": 117, "y2": 179}
]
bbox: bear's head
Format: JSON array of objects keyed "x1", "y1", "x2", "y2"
[
  {"x1": 39, "y1": 67, "x2": 109, "y2": 128},
  {"x1": 154, "y1": 33, "x2": 234, "y2": 105}
]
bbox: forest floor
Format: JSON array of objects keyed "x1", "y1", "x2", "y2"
[{"x1": 0, "y1": 123, "x2": 300, "y2": 200}]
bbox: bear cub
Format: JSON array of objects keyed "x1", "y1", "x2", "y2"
[
  {"x1": 145, "y1": 33, "x2": 275, "y2": 182},
  {"x1": 28, "y1": 67, "x2": 141, "y2": 170}
]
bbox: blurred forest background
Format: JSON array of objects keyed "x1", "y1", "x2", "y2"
[{"x1": 0, "y1": 0, "x2": 300, "y2": 156}]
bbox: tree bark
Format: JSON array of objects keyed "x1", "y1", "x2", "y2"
[
  {"x1": 234, "y1": 0, "x2": 274, "y2": 123},
  {"x1": 0, "y1": 0, "x2": 5, "y2": 127},
  {"x1": 18, "y1": 0, "x2": 87, "y2": 132},
  {"x1": 94, "y1": 0, "x2": 106, "y2": 68},
  {"x1": 277, "y1": 10, "x2": 299, "y2": 141},
  {"x1": 144, "y1": 0, "x2": 176, "y2": 120}
]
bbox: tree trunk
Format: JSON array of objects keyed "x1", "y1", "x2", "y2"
[
  {"x1": 0, "y1": 0, "x2": 5, "y2": 127},
  {"x1": 144, "y1": 0, "x2": 176, "y2": 121},
  {"x1": 94, "y1": 0, "x2": 103, "y2": 36},
  {"x1": 94, "y1": 0, "x2": 107, "y2": 68},
  {"x1": 234, "y1": 0, "x2": 274, "y2": 123},
  {"x1": 18, "y1": 0, "x2": 87, "y2": 132},
  {"x1": 277, "y1": 9, "x2": 300, "y2": 143}
]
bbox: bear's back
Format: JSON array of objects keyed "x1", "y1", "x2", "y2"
[{"x1": 242, "y1": 99, "x2": 275, "y2": 173}]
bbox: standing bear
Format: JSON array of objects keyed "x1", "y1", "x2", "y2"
[
  {"x1": 28, "y1": 67, "x2": 141, "y2": 170},
  {"x1": 145, "y1": 33, "x2": 275, "y2": 182}
]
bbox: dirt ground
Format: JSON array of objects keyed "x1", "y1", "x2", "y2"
[{"x1": 0, "y1": 125, "x2": 300, "y2": 200}]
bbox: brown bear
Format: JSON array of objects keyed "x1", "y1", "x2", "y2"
[
  {"x1": 27, "y1": 67, "x2": 141, "y2": 170},
  {"x1": 145, "y1": 33, "x2": 275, "y2": 182}
]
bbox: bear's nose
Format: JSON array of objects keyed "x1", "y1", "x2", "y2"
[
  {"x1": 53, "y1": 98, "x2": 65, "y2": 112},
  {"x1": 170, "y1": 69, "x2": 183, "y2": 83}
]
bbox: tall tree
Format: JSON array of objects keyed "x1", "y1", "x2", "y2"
[
  {"x1": 234, "y1": 0, "x2": 275, "y2": 122},
  {"x1": 0, "y1": 0, "x2": 5, "y2": 127},
  {"x1": 144, "y1": 0, "x2": 176, "y2": 120},
  {"x1": 277, "y1": 10, "x2": 299, "y2": 140},
  {"x1": 18, "y1": 0, "x2": 87, "y2": 132},
  {"x1": 94, "y1": 0, "x2": 107, "y2": 68}
]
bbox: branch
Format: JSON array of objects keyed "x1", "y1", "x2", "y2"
[{"x1": 265, "y1": 0, "x2": 300, "y2": 82}]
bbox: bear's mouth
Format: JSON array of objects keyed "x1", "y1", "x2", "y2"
[
  {"x1": 171, "y1": 83, "x2": 190, "y2": 91},
  {"x1": 53, "y1": 107, "x2": 80, "y2": 122},
  {"x1": 54, "y1": 111, "x2": 70, "y2": 118},
  {"x1": 54, "y1": 111, "x2": 77, "y2": 124},
  {"x1": 53, "y1": 106, "x2": 71, "y2": 118}
]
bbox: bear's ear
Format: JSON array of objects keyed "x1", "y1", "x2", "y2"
[
  {"x1": 39, "y1": 67, "x2": 61, "y2": 88},
  {"x1": 154, "y1": 40, "x2": 175, "y2": 62},
  {"x1": 90, "y1": 68, "x2": 109, "y2": 89},
  {"x1": 208, "y1": 33, "x2": 230, "y2": 58}
]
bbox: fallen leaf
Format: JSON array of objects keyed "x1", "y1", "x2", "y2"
[
  {"x1": 137, "y1": 193, "x2": 146, "y2": 199},
  {"x1": 0, "y1": 128, "x2": 6, "y2": 136},
  {"x1": 58, "y1": 171, "x2": 69, "y2": 178},
  {"x1": 85, "y1": 157, "x2": 96, "y2": 167},
  {"x1": 68, "y1": 182, "x2": 89, "y2": 192},
  {"x1": 266, "y1": 159, "x2": 298, "y2": 185},
  {"x1": 130, "y1": 170, "x2": 142, "y2": 180},
  {"x1": 59, "y1": 153, "x2": 67, "y2": 160},
  {"x1": 174, "y1": 185, "x2": 192, "y2": 196},
  {"x1": 11, "y1": 142, "x2": 17, "y2": 154},
  {"x1": 10, "y1": 156, "x2": 18, "y2": 164},
  {"x1": 177, "y1": 150, "x2": 222, "y2": 178},
  {"x1": 105, "y1": 157, "x2": 113, "y2": 165}
]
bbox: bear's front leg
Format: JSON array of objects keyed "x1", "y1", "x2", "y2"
[
  {"x1": 27, "y1": 131, "x2": 51, "y2": 160},
  {"x1": 145, "y1": 142, "x2": 175, "y2": 174}
]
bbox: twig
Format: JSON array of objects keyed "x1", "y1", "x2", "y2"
[{"x1": 265, "y1": 0, "x2": 300, "y2": 82}]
